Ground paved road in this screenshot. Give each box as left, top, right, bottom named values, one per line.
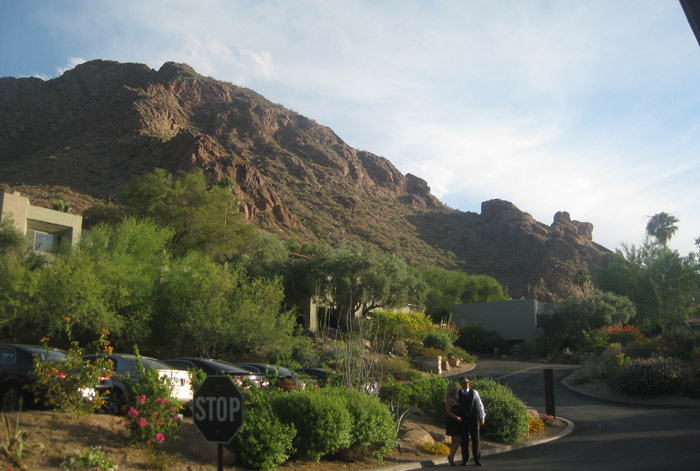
left=447, top=359, right=700, bottom=470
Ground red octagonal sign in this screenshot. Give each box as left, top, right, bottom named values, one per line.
left=193, top=375, right=244, bottom=444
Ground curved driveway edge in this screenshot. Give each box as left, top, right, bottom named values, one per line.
left=369, top=418, right=574, bottom=471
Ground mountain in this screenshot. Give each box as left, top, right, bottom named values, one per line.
left=0, top=59, right=611, bottom=301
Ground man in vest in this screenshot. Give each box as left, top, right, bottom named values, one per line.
left=457, top=376, right=486, bottom=466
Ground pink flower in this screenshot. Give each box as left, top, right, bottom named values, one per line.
left=154, top=432, right=165, bottom=443
left=138, top=395, right=147, bottom=405
left=127, top=407, right=139, bottom=418
left=139, top=417, right=148, bottom=428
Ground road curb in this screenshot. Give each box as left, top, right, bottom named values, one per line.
left=369, top=417, right=575, bottom=471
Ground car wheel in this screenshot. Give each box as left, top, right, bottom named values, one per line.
left=104, top=388, right=127, bottom=415
left=0, top=385, right=22, bottom=412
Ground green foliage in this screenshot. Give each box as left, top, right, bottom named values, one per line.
left=379, top=376, right=447, bottom=422
left=471, top=378, right=529, bottom=444
left=122, top=352, right=181, bottom=447
left=270, top=389, right=352, bottom=461
left=421, top=267, right=508, bottom=322
left=61, top=446, right=117, bottom=471
left=120, top=168, right=254, bottom=261
left=613, top=357, right=682, bottom=396
left=30, top=324, right=113, bottom=415
left=231, top=391, right=296, bottom=471
left=1, top=410, right=44, bottom=470
left=366, top=310, right=433, bottom=353
left=597, top=242, right=699, bottom=333
left=304, top=243, right=426, bottom=321
left=153, top=254, right=296, bottom=357
left=646, top=212, right=679, bottom=246
left=538, top=291, right=637, bottom=353
left=680, top=362, right=700, bottom=399
left=326, top=388, right=395, bottom=458
left=603, top=353, right=630, bottom=383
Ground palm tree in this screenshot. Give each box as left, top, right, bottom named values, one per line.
left=645, top=212, right=679, bottom=246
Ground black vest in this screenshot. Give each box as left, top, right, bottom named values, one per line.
left=458, top=389, right=476, bottom=419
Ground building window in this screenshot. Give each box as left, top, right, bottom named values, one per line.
left=27, top=230, right=62, bottom=253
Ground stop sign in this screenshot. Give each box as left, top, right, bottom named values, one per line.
left=193, top=375, right=244, bottom=444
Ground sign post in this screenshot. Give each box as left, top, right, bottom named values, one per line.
left=193, top=375, right=245, bottom=471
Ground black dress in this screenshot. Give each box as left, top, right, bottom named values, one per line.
left=445, top=401, right=461, bottom=436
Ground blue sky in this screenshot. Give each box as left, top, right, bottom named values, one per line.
left=2, top=0, right=699, bottom=255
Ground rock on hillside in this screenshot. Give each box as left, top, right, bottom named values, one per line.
left=0, top=60, right=611, bottom=301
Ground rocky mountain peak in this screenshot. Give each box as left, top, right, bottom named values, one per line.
left=0, top=59, right=612, bottom=301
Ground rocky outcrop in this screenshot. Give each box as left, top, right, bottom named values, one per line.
left=0, top=60, right=612, bottom=301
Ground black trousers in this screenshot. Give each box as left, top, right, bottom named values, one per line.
left=459, top=419, right=480, bottom=463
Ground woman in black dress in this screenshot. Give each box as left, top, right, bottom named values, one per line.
left=445, top=382, right=462, bottom=466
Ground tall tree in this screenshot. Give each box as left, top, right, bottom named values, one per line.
left=646, top=212, right=679, bottom=246
left=120, top=168, right=254, bottom=261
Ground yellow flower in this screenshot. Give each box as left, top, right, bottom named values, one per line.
left=63, top=316, right=71, bottom=323
left=40, top=337, right=50, bottom=344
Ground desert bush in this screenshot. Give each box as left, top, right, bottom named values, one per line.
left=231, top=390, right=296, bottom=471
left=327, top=388, right=395, bottom=459
left=658, top=327, right=700, bottom=360
left=450, top=346, right=477, bottom=363
left=378, top=376, right=447, bottom=421
left=379, top=358, right=422, bottom=381
left=581, top=328, right=609, bottom=353
left=613, top=357, right=682, bottom=396
left=270, top=389, right=352, bottom=461
left=471, top=378, right=529, bottom=444
left=625, top=336, right=663, bottom=359
left=607, top=324, right=644, bottom=346
left=603, top=352, right=630, bottom=383
left=61, top=446, right=117, bottom=471
left=680, top=362, right=700, bottom=399
left=31, top=323, right=113, bottom=416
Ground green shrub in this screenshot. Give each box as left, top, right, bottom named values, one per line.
left=379, top=358, right=422, bottom=381
left=231, top=391, right=296, bottom=471
left=613, top=357, right=682, bottom=395
left=450, top=346, right=477, bottom=363
left=327, top=388, right=395, bottom=459
left=404, top=376, right=448, bottom=421
left=680, top=362, right=700, bottom=399
left=378, top=376, right=411, bottom=407
left=270, top=389, right=352, bottom=461
left=61, top=446, right=117, bottom=471
left=471, top=378, right=529, bottom=444
left=423, top=330, right=453, bottom=354
left=603, top=353, right=630, bottom=383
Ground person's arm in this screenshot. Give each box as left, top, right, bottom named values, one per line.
left=474, top=390, right=486, bottom=424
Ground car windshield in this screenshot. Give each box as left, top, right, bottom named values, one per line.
left=130, top=357, right=174, bottom=370
left=23, top=346, right=66, bottom=362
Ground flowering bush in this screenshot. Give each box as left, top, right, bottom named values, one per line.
left=420, top=442, right=449, bottom=455
left=122, top=394, right=181, bottom=447
left=613, top=357, right=682, bottom=396
left=61, top=446, right=117, bottom=471
left=31, top=321, right=113, bottom=415
left=528, top=417, right=544, bottom=435
left=539, top=414, right=556, bottom=426
left=606, top=325, right=644, bottom=346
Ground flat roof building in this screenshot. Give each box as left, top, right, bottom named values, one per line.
left=0, top=191, right=82, bottom=252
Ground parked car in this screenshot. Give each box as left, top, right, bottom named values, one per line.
left=162, top=358, right=263, bottom=387
left=296, top=367, right=338, bottom=386
left=83, top=353, right=192, bottom=415
left=235, top=363, right=301, bottom=389
left=0, top=344, right=109, bottom=411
